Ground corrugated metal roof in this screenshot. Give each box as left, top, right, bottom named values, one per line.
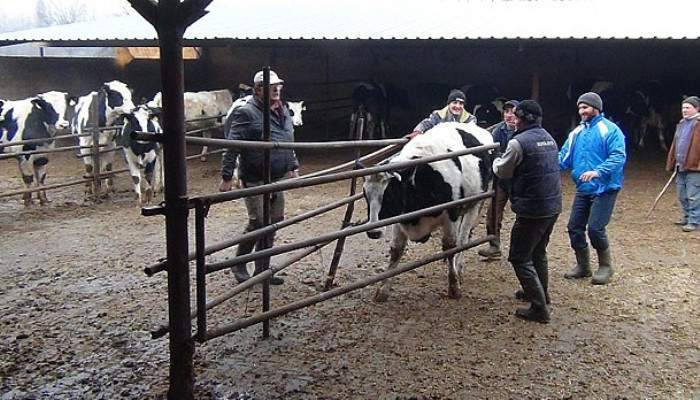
left=1, top=0, right=699, bottom=44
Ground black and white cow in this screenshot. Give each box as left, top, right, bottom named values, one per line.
left=72, top=80, right=136, bottom=197
left=117, top=105, right=163, bottom=205
left=0, top=91, right=74, bottom=205
left=363, top=121, right=494, bottom=302
left=147, top=89, right=233, bottom=161
left=461, top=84, right=503, bottom=128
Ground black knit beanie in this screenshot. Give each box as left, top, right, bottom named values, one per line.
left=447, top=89, right=466, bottom=103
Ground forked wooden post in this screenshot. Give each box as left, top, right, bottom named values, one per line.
left=127, top=1, right=212, bottom=399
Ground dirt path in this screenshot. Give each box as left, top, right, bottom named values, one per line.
left=0, top=150, right=698, bottom=399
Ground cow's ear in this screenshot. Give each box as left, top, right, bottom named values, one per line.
left=68, top=95, right=78, bottom=107
left=391, top=171, right=402, bottom=182
left=101, top=84, right=110, bottom=94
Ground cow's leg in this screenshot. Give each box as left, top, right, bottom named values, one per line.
left=83, top=163, right=95, bottom=199
left=104, top=162, right=114, bottom=196
left=153, top=147, right=164, bottom=195
left=33, top=156, right=50, bottom=205
left=123, top=150, right=143, bottom=204
left=18, top=158, right=34, bottom=206
left=366, top=114, right=375, bottom=140
left=200, top=131, right=211, bottom=162
left=374, top=225, right=407, bottom=303
left=348, top=112, right=357, bottom=140
left=441, top=220, right=461, bottom=299
left=144, top=158, right=158, bottom=205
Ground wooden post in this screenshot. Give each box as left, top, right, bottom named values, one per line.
left=531, top=70, right=541, bottom=102
left=89, top=93, right=101, bottom=199
left=128, top=1, right=212, bottom=399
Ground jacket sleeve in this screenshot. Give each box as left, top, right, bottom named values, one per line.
left=594, top=126, right=627, bottom=181
left=559, top=133, right=574, bottom=171
left=221, top=108, right=251, bottom=180
left=414, top=111, right=440, bottom=133
left=492, top=139, right=523, bottom=179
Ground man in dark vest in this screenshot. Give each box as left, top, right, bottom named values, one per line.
left=492, top=100, right=562, bottom=323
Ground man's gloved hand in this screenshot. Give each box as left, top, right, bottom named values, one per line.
left=404, top=130, right=422, bottom=140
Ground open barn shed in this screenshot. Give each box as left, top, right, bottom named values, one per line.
left=2, top=0, right=700, bottom=147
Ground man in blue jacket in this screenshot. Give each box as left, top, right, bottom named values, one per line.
left=559, top=92, right=627, bottom=285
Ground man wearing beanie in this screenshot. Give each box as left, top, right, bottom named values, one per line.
left=559, top=91, right=627, bottom=285
left=409, top=89, right=476, bottom=136
left=492, top=99, right=562, bottom=323
left=665, top=96, right=700, bottom=232
left=479, top=99, right=519, bottom=260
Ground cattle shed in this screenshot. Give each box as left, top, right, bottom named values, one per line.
left=1, top=0, right=700, bottom=143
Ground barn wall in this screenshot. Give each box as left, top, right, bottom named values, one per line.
left=2, top=40, right=700, bottom=144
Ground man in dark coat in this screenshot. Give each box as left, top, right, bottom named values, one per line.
left=492, top=100, right=562, bottom=323
left=219, top=70, right=300, bottom=285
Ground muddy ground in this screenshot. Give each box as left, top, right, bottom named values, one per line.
left=0, top=148, right=698, bottom=400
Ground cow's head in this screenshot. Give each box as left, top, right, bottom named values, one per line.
left=30, top=97, right=68, bottom=132
left=286, top=100, right=306, bottom=127
left=36, top=91, right=73, bottom=131
left=363, top=162, right=404, bottom=239
left=101, top=80, right=135, bottom=120
left=119, top=105, right=161, bottom=147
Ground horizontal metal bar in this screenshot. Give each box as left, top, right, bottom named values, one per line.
left=152, top=240, right=334, bottom=339
left=194, top=143, right=497, bottom=206
left=302, top=144, right=400, bottom=179
left=144, top=192, right=363, bottom=276
left=0, top=177, right=91, bottom=198
left=204, top=234, right=495, bottom=340
left=184, top=149, right=225, bottom=161
left=207, top=190, right=493, bottom=274
left=75, top=146, right=124, bottom=158
left=186, top=136, right=407, bottom=150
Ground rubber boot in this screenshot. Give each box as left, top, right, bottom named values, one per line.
left=515, top=257, right=550, bottom=304
left=231, top=239, right=255, bottom=283
left=592, top=247, right=614, bottom=285
left=513, top=262, right=550, bottom=323
left=564, top=247, right=591, bottom=279
left=253, top=237, right=284, bottom=286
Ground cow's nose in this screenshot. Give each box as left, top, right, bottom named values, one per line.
left=366, top=230, right=383, bottom=240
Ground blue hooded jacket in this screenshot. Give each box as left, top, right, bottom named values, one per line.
left=559, top=114, right=626, bottom=195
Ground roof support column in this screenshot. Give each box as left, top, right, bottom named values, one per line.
left=128, top=1, right=211, bottom=399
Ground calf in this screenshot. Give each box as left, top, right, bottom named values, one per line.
left=363, top=122, right=493, bottom=301
left=117, top=106, right=163, bottom=205
left=0, top=92, right=74, bottom=205
left=72, top=80, right=136, bottom=198
left=147, top=89, right=233, bottom=161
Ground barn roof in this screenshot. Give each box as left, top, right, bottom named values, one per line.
left=1, top=0, right=699, bottom=46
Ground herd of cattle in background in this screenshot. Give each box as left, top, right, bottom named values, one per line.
left=0, top=76, right=688, bottom=207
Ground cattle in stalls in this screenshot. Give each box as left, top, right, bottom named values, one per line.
left=117, top=106, right=163, bottom=205
left=461, top=84, right=503, bottom=128
left=363, top=121, right=494, bottom=302
left=222, top=95, right=306, bottom=187
left=350, top=82, right=411, bottom=140
left=624, top=81, right=676, bottom=151
left=147, top=89, right=233, bottom=161
left=0, top=91, right=75, bottom=206
left=72, top=80, right=136, bottom=198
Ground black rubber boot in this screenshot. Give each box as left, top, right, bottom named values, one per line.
left=231, top=239, right=255, bottom=283
left=253, top=236, right=284, bottom=286
left=478, top=243, right=502, bottom=259
left=564, top=247, right=591, bottom=279
left=515, top=257, right=550, bottom=304
left=513, top=262, right=550, bottom=323
left=592, top=247, right=613, bottom=285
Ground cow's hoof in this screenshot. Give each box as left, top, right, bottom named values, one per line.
left=448, top=286, right=462, bottom=299
left=373, top=288, right=389, bottom=303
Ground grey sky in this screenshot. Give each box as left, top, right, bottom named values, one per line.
left=0, top=0, right=134, bottom=33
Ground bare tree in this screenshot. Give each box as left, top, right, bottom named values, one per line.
left=35, top=0, right=134, bottom=27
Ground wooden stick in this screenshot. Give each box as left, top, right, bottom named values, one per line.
left=646, top=169, right=677, bottom=219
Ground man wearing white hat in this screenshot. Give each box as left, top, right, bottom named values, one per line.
left=219, top=69, right=299, bottom=285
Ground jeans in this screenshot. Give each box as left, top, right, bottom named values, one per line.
left=676, top=171, right=700, bottom=225
left=567, top=190, right=619, bottom=251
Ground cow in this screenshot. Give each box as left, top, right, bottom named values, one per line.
left=363, top=121, right=494, bottom=302
left=461, top=84, right=503, bottom=128
left=72, top=80, right=136, bottom=198
left=222, top=95, right=306, bottom=187
left=0, top=91, right=74, bottom=206
left=350, top=82, right=411, bottom=140
left=147, top=89, right=233, bottom=162
left=116, top=105, right=163, bottom=205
